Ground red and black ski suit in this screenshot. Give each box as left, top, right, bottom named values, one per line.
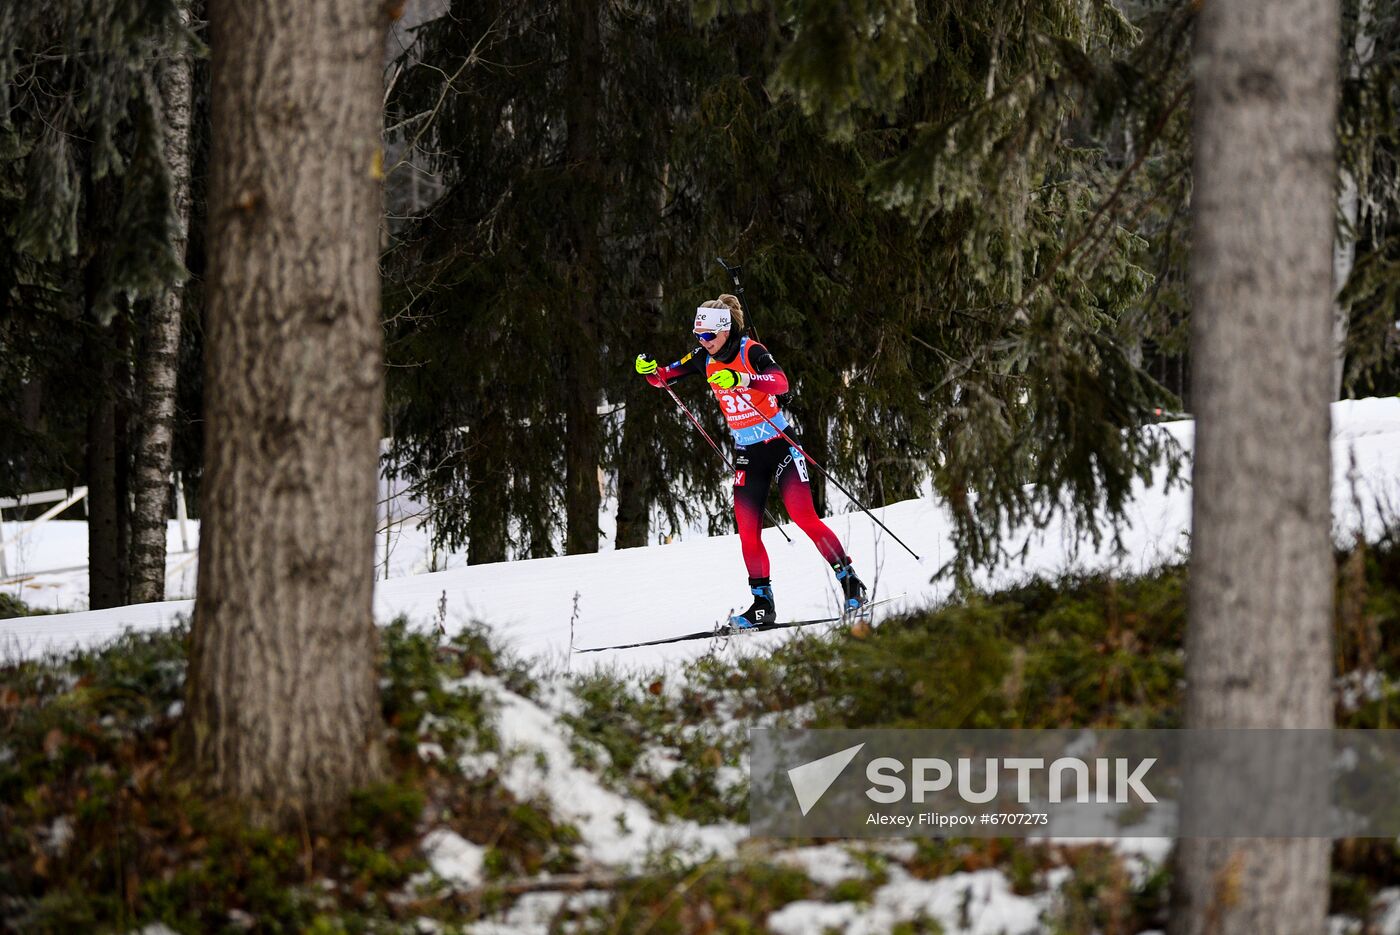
left=646, top=332, right=849, bottom=585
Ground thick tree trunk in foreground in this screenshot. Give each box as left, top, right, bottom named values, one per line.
left=184, top=0, right=386, bottom=828
left=1172, top=0, right=1338, bottom=932
left=130, top=0, right=195, bottom=604
left=562, top=0, right=603, bottom=555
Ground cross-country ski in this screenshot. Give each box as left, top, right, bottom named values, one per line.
left=576, top=595, right=905, bottom=653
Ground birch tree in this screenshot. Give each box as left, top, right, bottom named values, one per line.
left=130, top=0, right=196, bottom=604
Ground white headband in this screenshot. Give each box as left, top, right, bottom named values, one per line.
left=693, top=305, right=732, bottom=334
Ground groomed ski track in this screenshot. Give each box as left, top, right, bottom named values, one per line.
left=4, top=399, right=1400, bottom=673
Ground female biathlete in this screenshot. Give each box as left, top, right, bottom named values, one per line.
left=635, top=294, right=868, bottom=628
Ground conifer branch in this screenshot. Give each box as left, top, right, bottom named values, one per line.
left=1015, top=80, right=1190, bottom=317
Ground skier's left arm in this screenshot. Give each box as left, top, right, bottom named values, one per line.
left=707, top=342, right=790, bottom=395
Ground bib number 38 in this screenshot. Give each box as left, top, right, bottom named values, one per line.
left=720, top=391, right=754, bottom=416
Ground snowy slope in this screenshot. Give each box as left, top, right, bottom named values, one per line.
left=4, top=398, right=1400, bottom=671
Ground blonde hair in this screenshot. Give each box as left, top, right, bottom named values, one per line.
left=701, top=294, right=745, bottom=331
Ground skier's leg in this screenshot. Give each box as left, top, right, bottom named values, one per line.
left=776, top=447, right=845, bottom=564
left=777, top=446, right=869, bottom=610
left=732, top=442, right=779, bottom=627
left=733, top=444, right=776, bottom=580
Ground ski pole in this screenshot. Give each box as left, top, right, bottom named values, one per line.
left=746, top=404, right=921, bottom=561
left=659, top=381, right=794, bottom=544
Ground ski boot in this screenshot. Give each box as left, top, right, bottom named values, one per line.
left=731, top=580, right=776, bottom=629
left=832, top=560, right=868, bottom=614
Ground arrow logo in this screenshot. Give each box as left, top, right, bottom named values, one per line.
left=787, top=743, right=865, bottom=816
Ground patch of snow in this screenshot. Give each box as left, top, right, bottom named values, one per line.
left=714, top=764, right=746, bottom=795
left=456, top=749, right=500, bottom=781
left=1114, top=836, right=1173, bottom=866
left=417, top=741, right=446, bottom=763
left=469, top=890, right=611, bottom=935
left=636, top=746, right=682, bottom=781
left=775, top=844, right=872, bottom=887
left=422, top=828, right=486, bottom=889
left=754, top=700, right=821, bottom=728
left=417, top=711, right=449, bottom=736
left=226, top=908, right=255, bottom=930
left=44, top=815, right=73, bottom=856
left=1374, top=887, right=1400, bottom=935
left=1337, top=670, right=1387, bottom=711
left=129, top=925, right=183, bottom=935
left=767, top=901, right=862, bottom=935
left=1043, top=802, right=1173, bottom=888
left=1330, top=916, right=1363, bottom=935
left=454, top=671, right=743, bottom=868
left=769, top=866, right=1045, bottom=935
left=1041, top=865, right=1073, bottom=893
left=536, top=679, right=582, bottom=717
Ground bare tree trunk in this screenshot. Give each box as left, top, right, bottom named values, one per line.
left=1172, top=0, right=1338, bottom=932
left=183, top=0, right=387, bottom=829
left=562, top=0, right=603, bottom=555
left=130, top=0, right=195, bottom=604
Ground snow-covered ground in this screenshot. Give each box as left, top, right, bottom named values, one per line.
left=4, top=399, right=1400, bottom=672
left=8, top=399, right=1400, bottom=934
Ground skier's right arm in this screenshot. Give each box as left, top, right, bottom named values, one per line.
left=635, top=350, right=703, bottom=388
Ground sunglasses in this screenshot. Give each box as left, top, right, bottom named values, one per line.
left=694, top=331, right=720, bottom=342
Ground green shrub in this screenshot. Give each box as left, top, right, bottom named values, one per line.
left=575, top=861, right=815, bottom=934
left=0, top=592, right=35, bottom=619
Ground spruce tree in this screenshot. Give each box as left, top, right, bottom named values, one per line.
left=0, top=0, right=195, bottom=603
left=727, top=0, right=1189, bottom=576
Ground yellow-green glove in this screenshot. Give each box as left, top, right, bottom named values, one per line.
left=707, top=368, right=749, bottom=390
left=635, top=354, right=658, bottom=375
